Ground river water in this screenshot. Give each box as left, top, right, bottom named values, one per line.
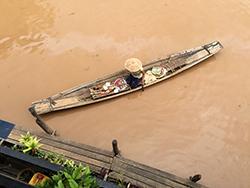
left=1, top=0, right=250, bottom=187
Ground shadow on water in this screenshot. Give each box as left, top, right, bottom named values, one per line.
left=0, top=0, right=55, bottom=59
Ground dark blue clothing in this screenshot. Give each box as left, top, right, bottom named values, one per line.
left=125, top=74, right=142, bottom=89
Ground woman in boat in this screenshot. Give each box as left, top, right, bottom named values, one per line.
left=124, top=58, right=145, bottom=90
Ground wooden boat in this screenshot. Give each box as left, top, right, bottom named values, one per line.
left=30, top=41, right=223, bottom=115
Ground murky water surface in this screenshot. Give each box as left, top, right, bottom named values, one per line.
left=1, top=0, right=250, bottom=187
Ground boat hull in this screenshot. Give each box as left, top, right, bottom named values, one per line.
left=30, top=41, right=223, bottom=115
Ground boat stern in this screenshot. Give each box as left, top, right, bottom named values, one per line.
left=29, top=100, right=52, bottom=116
left=204, top=41, right=223, bottom=54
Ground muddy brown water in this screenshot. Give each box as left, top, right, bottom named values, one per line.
left=1, top=0, right=250, bottom=187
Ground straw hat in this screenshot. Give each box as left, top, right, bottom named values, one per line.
left=124, top=58, right=143, bottom=73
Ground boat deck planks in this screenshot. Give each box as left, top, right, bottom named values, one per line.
left=6, top=127, right=208, bottom=188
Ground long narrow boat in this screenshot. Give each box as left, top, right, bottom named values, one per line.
left=30, top=41, right=223, bottom=115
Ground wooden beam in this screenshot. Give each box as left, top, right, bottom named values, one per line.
left=28, top=107, right=56, bottom=136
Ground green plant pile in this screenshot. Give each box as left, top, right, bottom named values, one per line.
left=17, top=132, right=71, bottom=166
left=36, top=164, right=98, bottom=188
left=18, top=132, right=43, bottom=155
left=15, top=132, right=99, bottom=188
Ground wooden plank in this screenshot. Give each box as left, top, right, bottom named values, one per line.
left=113, top=157, right=186, bottom=184
left=43, top=135, right=113, bottom=157
left=40, top=144, right=111, bottom=171
left=9, top=130, right=112, bottom=162
left=12, top=127, right=113, bottom=157
left=108, top=171, right=172, bottom=188
left=110, top=158, right=187, bottom=188
left=38, top=139, right=112, bottom=164
left=10, top=127, right=113, bottom=161
left=39, top=147, right=107, bottom=174
left=8, top=128, right=113, bottom=174
left=4, top=137, right=105, bottom=174
left=111, top=157, right=207, bottom=188
left=6, top=138, right=109, bottom=174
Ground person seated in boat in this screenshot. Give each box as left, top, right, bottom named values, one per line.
left=124, top=58, right=145, bottom=90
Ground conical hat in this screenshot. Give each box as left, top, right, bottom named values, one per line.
left=124, top=58, right=143, bottom=73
